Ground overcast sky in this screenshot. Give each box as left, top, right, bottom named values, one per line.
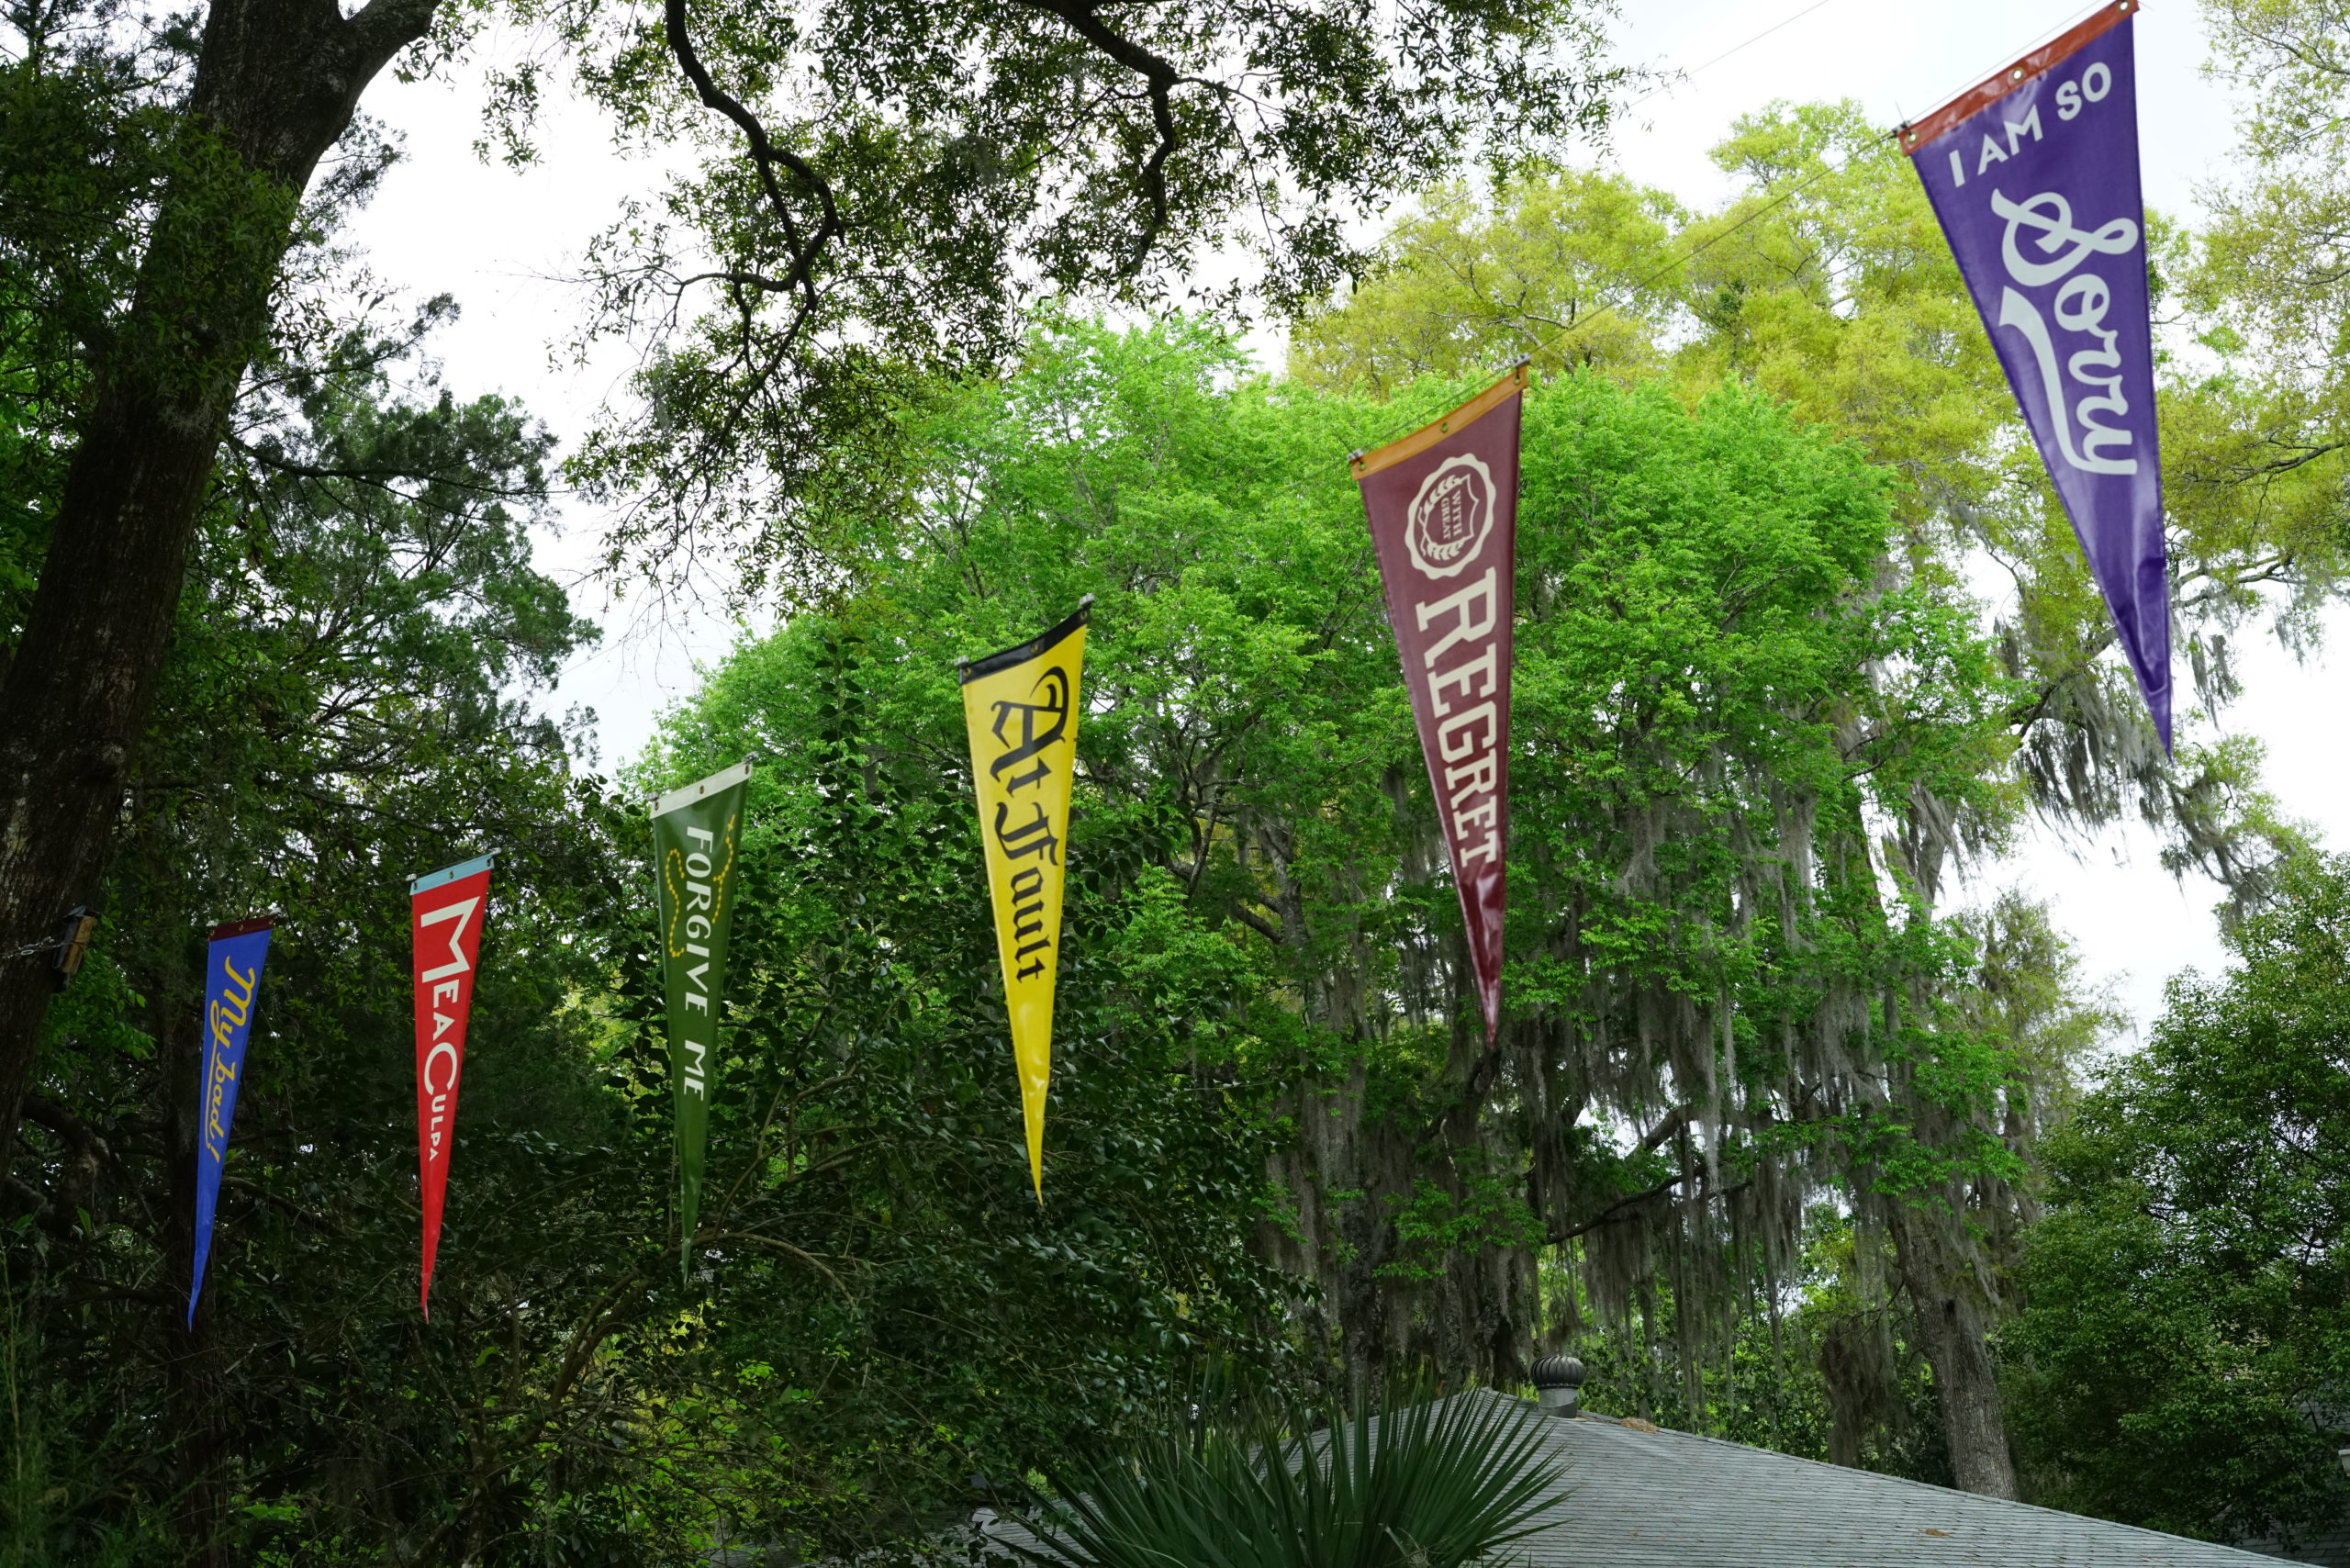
left=341, top=0, right=2345, bottom=1035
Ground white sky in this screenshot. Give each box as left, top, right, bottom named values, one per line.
left=341, top=0, right=2346, bottom=1036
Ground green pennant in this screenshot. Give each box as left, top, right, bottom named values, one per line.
left=650, top=758, right=750, bottom=1280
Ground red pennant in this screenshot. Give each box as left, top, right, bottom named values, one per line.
left=1351, top=365, right=1523, bottom=1044
left=410, top=855, right=491, bottom=1316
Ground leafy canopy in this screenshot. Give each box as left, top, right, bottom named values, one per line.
left=1292, top=99, right=2333, bottom=913
left=436, top=0, right=1630, bottom=597
left=2008, top=852, right=2350, bottom=1546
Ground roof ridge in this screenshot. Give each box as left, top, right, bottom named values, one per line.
left=1523, top=1396, right=2280, bottom=1562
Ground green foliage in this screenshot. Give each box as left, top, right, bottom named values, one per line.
left=0, top=4, right=187, bottom=644
left=1008, top=1389, right=1561, bottom=1568
left=1292, top=103, right=2007, bottom=523
left=2, top=274, right=2122, bottom=1556
left=1289, top=171, right=1688, bottom=388
left=6, top=293, right=648, bottom=1561
left=2006, top=853, right=2350, bottom=1546
left=669, top=310, right=2064, bottom=1462
left=2173, top=2, right=2350, bottom=819
left=16, top=0, right=2318, bottom=1545
left=449, top=0, right=1630, bottom=599
left=1291, top=101, right=2336, bottom=902
left=621, top=613, right=1299, bottom=1555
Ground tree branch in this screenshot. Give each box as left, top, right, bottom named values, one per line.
left=347, top=0, right=446, bottom=82
left=1227, top=902, right=1281, bottom=943
left=663, top=0, right=840, bottom=315
left=1553, top=1172, right=1752, bottom=1243
left=1014, top=0, right=1183, bottom=274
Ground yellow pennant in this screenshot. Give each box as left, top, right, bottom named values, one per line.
left=957, top=598, right=1090, bottom=1198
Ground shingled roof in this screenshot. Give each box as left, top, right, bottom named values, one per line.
left=977, top=1389, right=2300, bottom=1568
left=1505, top=1395, right=2288, bottom=1567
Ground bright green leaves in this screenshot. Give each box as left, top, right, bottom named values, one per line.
left=1291, top=95, right=2344, bottom=909
left=1289, top=171, right=1691, bottom=391
left=656, top=310, right=2059, bottom=1413
left=1510, top=372, right=2020, bottom=1072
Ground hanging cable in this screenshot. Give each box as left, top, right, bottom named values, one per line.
left=1622, top=0, right=1847, bottom=112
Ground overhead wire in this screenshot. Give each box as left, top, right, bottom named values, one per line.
left=1621, top=0, right=1846, bottom=112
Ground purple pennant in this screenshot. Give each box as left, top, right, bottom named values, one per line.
left=1904, top=3, right=2170, bottom=750
left=189, top=915, right=274, bottom=1326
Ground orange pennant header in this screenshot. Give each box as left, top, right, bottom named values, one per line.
left=1898, top=1, right=2139, bottom=154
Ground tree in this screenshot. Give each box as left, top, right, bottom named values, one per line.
left=2006, top=852, right=2350, bottom=1548
left=0, top=0, right=1631, bottom=1177
left=4, top=304, right=2125, bottom=1558
left=1287, top=170, right=1688, bottom=389
left=1281, top=96, right=2350, bottom=1491
left=1290, top=102, right=2330, bottom=911
left=6, top=308, right=1297, bottom=1562
left=2173, top=2, right=2350, bottom=845
left=2194, top=0, right=2350, bottom=492
left=0, top=0, right=449, bottom=1185
left=1, top=276, right=620, bottom=1551
left=699, top=310, right=2061, bottom=1495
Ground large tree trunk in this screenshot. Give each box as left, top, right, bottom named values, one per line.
left=1887, top=1202, right=2020, bottom=1499
left=0, top=0, right=442, bottom=1167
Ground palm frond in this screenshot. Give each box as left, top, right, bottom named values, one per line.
left=1004, top=1386, right=1566, bottom=1568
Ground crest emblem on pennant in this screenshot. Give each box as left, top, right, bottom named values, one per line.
left=1405, top=453, right=1495, bottom=579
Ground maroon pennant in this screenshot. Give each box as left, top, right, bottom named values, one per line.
left=1351, top=363, right=1524, bottom=1043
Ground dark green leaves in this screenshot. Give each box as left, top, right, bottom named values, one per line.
left=1012, top=1390, right=1563, bottom=1568
left=500, top=0, right=1628, bottom=599
left=2007, top=852, right=2350, bottom=1545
